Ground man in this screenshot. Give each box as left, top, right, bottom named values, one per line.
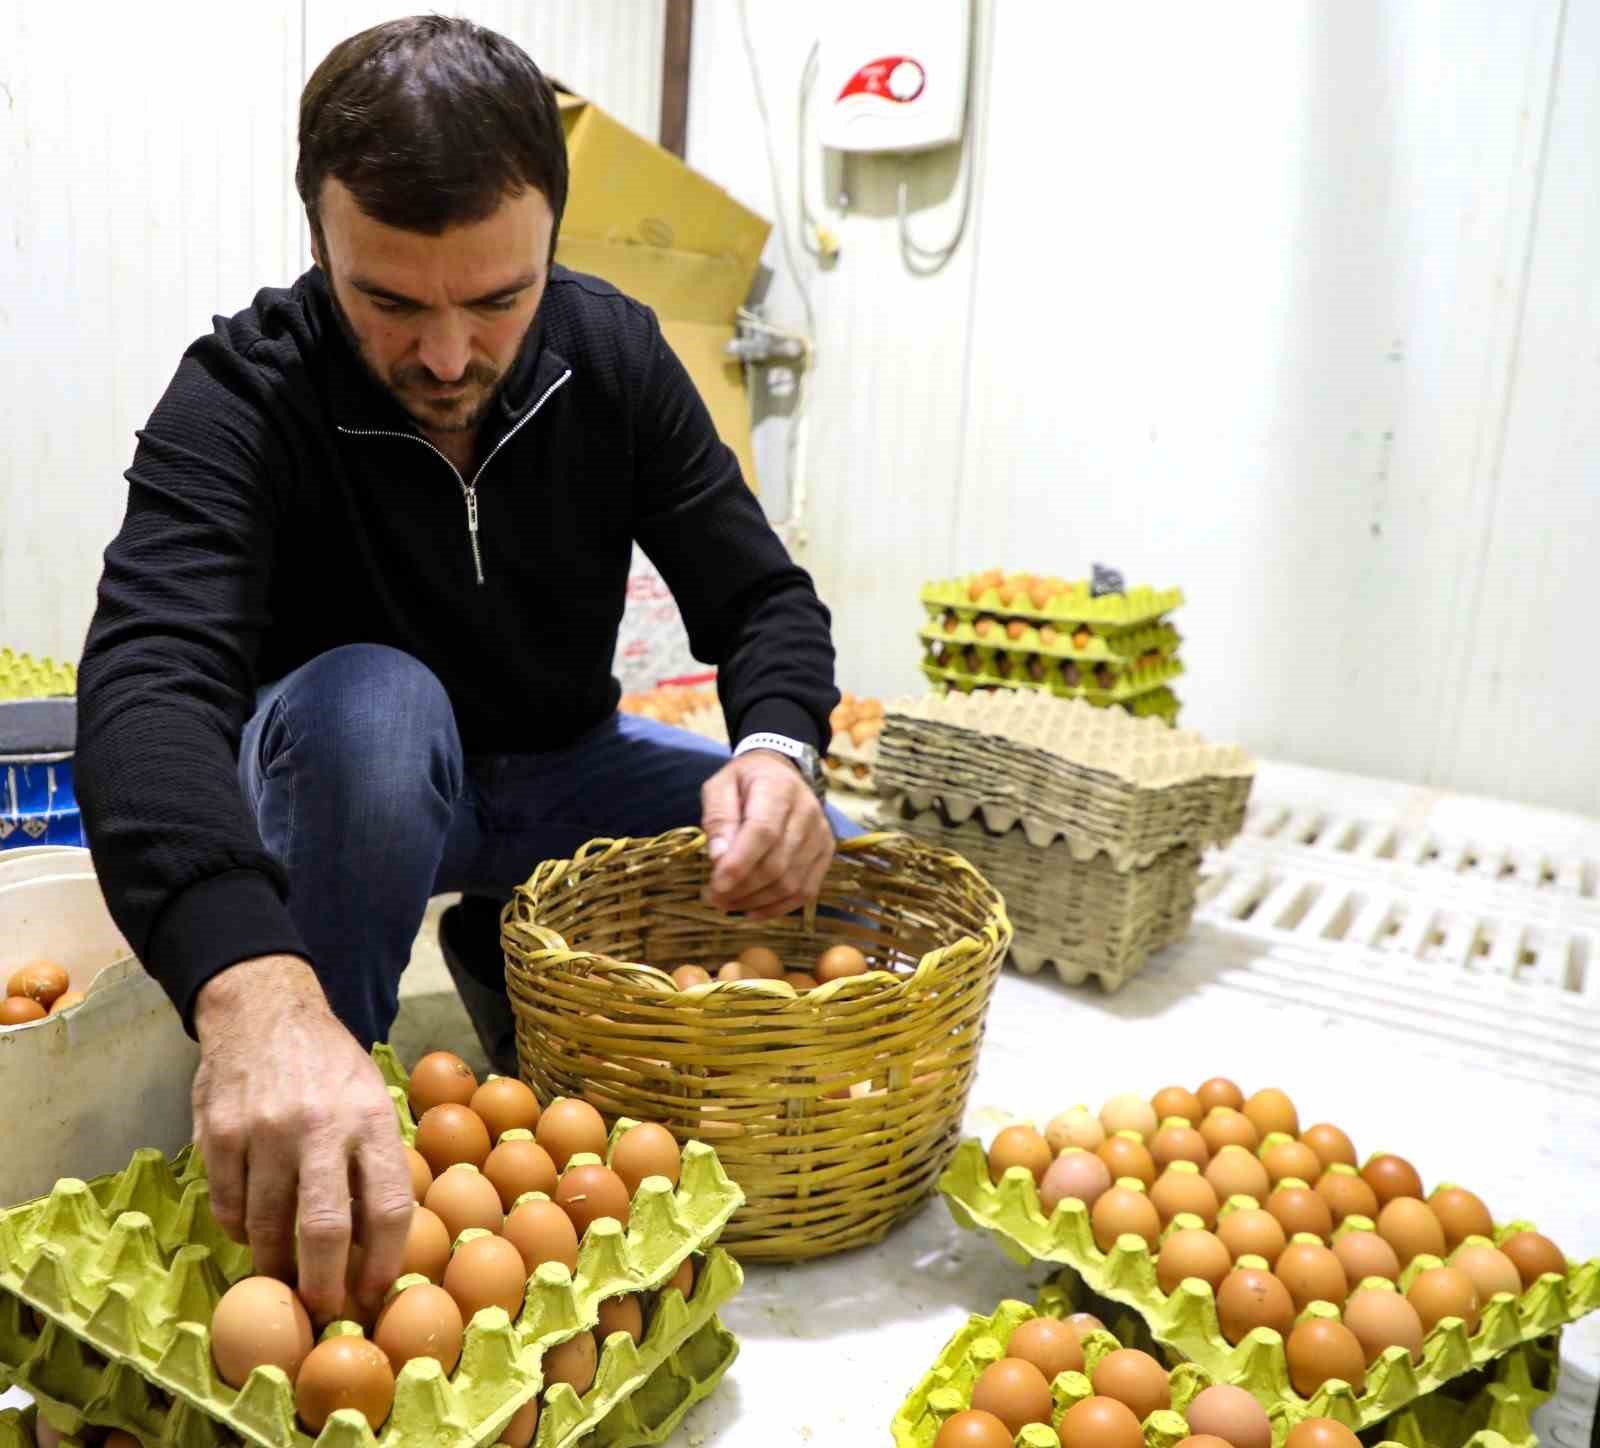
left=76, top=17, right=848, bottom=1326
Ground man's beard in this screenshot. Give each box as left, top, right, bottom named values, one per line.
left=327, top=282, right=525, bottom=436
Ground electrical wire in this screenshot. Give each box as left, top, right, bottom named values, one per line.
left=897, top=1, right=981, bottom=274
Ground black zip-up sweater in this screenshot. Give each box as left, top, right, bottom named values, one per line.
left=76, top=264, right=838, bottom=1028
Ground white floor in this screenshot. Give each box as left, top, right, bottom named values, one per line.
left=6, top=762, right=1599, bottom=1445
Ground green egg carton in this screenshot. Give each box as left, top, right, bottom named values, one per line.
left=920, top=578, right=1184, bottom=628
left=890, top=1287, right=1552, bottom=1448
left=918, top=620, right=1181, bottom=666
left=938, top=1137, right=1599, bottom=1438
left=918, top=657, right=1185, bottom=709
left=0, top=650, right=77, bottom=704
left=580, top=1313, right=738, bottom=1447
left=0, top=1403, right=93, bottom=1448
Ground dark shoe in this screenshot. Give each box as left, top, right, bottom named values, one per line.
left=438, top=897, right=519, bottom=1078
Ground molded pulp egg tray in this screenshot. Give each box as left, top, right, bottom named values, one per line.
left=891, top=1278, right=1556, bottom=1448
left=919, top=578, right=1184, bottom=631
left=938, top=1137, right=1598, bottom=1439
left=0, top=1044, right=744, bottom=1448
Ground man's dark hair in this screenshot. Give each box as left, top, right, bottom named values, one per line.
left=297, top=16, right=568, bottom=249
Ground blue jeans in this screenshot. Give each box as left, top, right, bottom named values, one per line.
left=239, top=643, right=858, bottom=1046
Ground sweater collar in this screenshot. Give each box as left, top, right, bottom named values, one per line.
left=310, top=265, right=570, bottom=436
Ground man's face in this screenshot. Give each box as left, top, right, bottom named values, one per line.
left=312, top=179, right=554, bottom=439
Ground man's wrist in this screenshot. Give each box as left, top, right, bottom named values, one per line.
left=194, top=954, right=323, bottom=1040
left=734, top=733, right=825, bottom=797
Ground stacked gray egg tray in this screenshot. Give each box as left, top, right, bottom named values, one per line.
left=870, top=693, right=1254, bottom=990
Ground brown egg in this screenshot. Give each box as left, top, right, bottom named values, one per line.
left=1218, top=1208, right=1289, bottom=1266
left=536, top=1098, right=609, bottom=1171
left=1157, top=1228, right=1232, bottom=1295
left=1150, top=1167, right=1220, bottom=1228
left=1276, top=1242, right=1350, bottom=1311
left=1096, top=1134, right=1157, bottom=1188
left=1452, top=1244, right=1524, bottom=1301
left=1499, top=1231, right=1567, bottom=1288
left=294, top=1334, right=395, bottom=1431
left=970, top=1357, right=1053, bottom=1435
left=1184, top=1383, right=1272, bottom=1448
left=785, top=972, right=819, bottom=990
left=100, top=1435, right=138, bottom=1448
left=1091, top=1187, right=1161, bottom=1252
left=424, top=1165, right=503, bottom=1241
left=611, top=1122, right=682, bottom=1196
left=934, top=1410, right=1013, bottom=1448
left=1099, top=1094, right=1158, bottom=1139
left=483, top=1137, right=559, bottom=1212
left=671, top=965, right=712, bottom=989
left=499, top=1396, right=539, bottom=1448
left=1197, top=1078, right=1245, bottom=1113
left=1316, top=1167, right=1378, bottom=1226
left=1046, top=1106, right=1107, bottom=1154
left=1284, top=1421, right=1361, bottom=1448
left=1206, top=1146, right=1271, bottom=1204
left=415, top=1104, right=492, bottom=1176
left=666, top=1256, right=696, bottom=1298
left=408, top=1051, right=479, bottom=1116
left=1342, top=1287, right=1424, bottom=1363
left=988, top=1124, right=1053, bottom=1185
left=1152, top=1086, right=1204, bottom=1125
left=1007, top=1317, right=1084, bottom=1381
left=1217, top=1267, right=1296, bottom=1344
left=1092, top=1347, right=1171, bottom=1421
left=469, top=1078, right=542, bottom=1143
left=210, top=1277, right=314, bottom=1388
left=400, top=1205, right=453, bottom=1283
left=48, top=990, right=85, bottom=1015
left=815, top=945, right=868, bottom=982
left=1428, top=1188, right=1494, bottom=1251
left=6, top=962, right=69, bottom=1009
left=503, top=1200, right=579, bottom=1275
left=1376, top=1198, right=1446, bottom=1267
left=1407, top=1266, right=1481, bottom=1335
left=1361, top=1154, right=1424, bottom=1206
left=374, top=1283, right=463, bottom=1376
left=1300, top=1124, right=1358, bottom=1170
left=555, top=1164, right=631, bottom=1237
left=1150, top=1123, right=1210, bottom=1171
left=597, top=1293, right=643, bottom=1344
left=1286, top=1318, right=1366, bottom=1398
left=0, top=997, right=47, bottom=1025
left=443, top=1233, right=527, bottom=1322
left=1200, top=1108, right=1260, bottom=1156
left=1332, top=1229, right=1401, bottom=1287
left=1064, top=1312, right=1106, bottom=1343
left=1040, top=1149, right=1113, bottom=1215
left=1263, top=1141, right=1325, bottom=1188
left=1179, top=1438, right=1238, bottom=1448
left=1268, top=1186, right=1333, bottom=1242
left=1242, top=1088, right=1299, bottom=1139
left=1056, top=1395, right=1144, bottom=1448
left=716, top=961, right=754, bottom=981
left=543, top=1330, right=598, bottom=1396
left=404, top=1147, right=434, bottom=1203
left=733, top=946, right=781, bottom=978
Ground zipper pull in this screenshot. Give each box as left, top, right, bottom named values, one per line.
left=464, top=489, right=485, bottom=586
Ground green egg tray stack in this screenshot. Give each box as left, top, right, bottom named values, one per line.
left=938, top=1136, right=1600, bottom=1439
left=920, top=578, right=1184, bottom=631
left=891, top=1281, right=1557, bottom=1448
left=918, top=651, right=1185, bottom=712
left=0, top=1045, right=744, bottom=1448
left=918, top=620, right=1181, bottom=666
left=0, top=650, right=76, bottom=703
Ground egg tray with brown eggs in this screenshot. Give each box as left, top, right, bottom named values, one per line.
left=918, top=618, right=1182, bottom=670
left=920, top=575, right=1185, bottom=631
left=890, top=1285, right=1553, bottom=1448
left=0, top=1053, right=743, bottom=1448
left=917, top=653, right=1185, bottom=709
left=936, top=1084, right=1598, bottom=1440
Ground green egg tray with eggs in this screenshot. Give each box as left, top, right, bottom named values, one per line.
left=917, top=651, right=1185, bottom=708
left=938, top=1135, right=1600, bottom=1438
left=581, top=1313, right=738, bottom=1448
left=0, top=1051, right=744, bottom=1448
left=919, top=579, right=1185, bottom=630
left=0, top=650, right=77, bottom=703
left=917, top=619, right=1182, bottom=666
left=890, top=1282, right=1554, bottom=1448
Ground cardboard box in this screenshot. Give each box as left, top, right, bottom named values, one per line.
left=556, top=90, right=771, bottom=493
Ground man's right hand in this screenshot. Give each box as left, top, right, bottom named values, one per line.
left=192, top=955, right=415, bottom=1324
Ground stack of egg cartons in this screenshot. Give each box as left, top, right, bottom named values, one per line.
left=918, top=572, right=1184, bottom=725
left=874, top=691, right=1253, bottom=990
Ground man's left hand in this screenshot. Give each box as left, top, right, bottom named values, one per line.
left=700, top=750, right=834, bottom=919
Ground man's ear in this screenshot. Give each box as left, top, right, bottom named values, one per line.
left=308, top=217, right=324, bottom=270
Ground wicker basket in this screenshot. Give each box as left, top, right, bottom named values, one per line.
left=501, top=828, right=1011, bottom=1261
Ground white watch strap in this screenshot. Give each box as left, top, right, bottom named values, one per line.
left=734, top=732, right=808, bottom=763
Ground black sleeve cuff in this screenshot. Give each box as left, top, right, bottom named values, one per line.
left=733, top=696, right=826, bottom=755
left=148, top=868, right=313, bottom=1037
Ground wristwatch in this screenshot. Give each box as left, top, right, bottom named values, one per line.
left=735, top=732, right=827, bottom=799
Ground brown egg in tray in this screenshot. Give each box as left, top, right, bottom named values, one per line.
left=937, top=1082, right=1597, bottom=1440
